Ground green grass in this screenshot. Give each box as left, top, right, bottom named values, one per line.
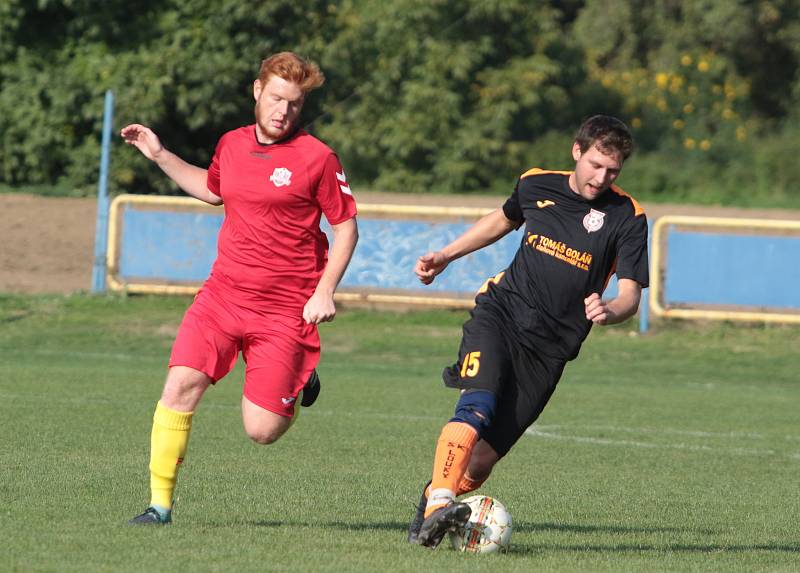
left=1, top=293, right=798, bottom=572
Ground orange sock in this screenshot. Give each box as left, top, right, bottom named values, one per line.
left=457, top=473, right=486, bottom=496
left=424, top=422, right=478, bottom=517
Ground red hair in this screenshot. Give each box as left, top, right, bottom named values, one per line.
left=257, top=52, right=325, bottom=93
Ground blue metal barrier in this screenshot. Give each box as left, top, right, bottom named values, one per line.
left=650, top=216, right=800, bottom=324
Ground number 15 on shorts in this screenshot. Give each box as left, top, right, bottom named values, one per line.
left=460, top=351, right=481, bottom=378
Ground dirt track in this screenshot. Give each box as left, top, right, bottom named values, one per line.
left=1, top=192, right=797, bottom=294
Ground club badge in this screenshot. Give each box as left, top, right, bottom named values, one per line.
left=583, top=208, right=605, bottom=233
left=269, top=167, right=292, bottom=187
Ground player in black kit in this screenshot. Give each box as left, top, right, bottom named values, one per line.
left=408, top=115, right=650, bottom=548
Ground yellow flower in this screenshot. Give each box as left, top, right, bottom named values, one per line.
left=684, top=138, right=696, bottom=149
left=655, top=72, right=669, bottom=89
left=698, top=60, right=710, bottom=72
left=601, top=76, right=613, bottom=88
left=681, top=54, right=693, bottom=66
left=683, top=103, right=695, bottom=114
left=722, top=108, right=735, bottom=120
left=736, top=126, right=747, bottom=141
left=672, top=119, right=685, bottom=130
left=631, top=117, right=642, bottom=128
left=700, top=139, right=711, bottom=151
left=657, top=99, right=668, bottom=112
left=712, top=85, right=722, bottom=95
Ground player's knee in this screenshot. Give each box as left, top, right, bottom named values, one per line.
left=246, top=428, right=283, bottom=445
left=244, top=416, right=292, bottom=445
left=162, top=366, right=211, bottom=410
left=450, top=390, right=496, bottom=437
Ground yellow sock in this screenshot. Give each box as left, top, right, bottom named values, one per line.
left=425, top=422, right=478, bottom=517
left=149, top=401, right=193, bottom=509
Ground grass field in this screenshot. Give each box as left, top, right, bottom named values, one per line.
left=1, top=293, right=798, bottom=572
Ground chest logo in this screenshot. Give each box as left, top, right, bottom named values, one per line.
left=583, top=208, right=606, bottom=233
left=537, top=200, right=555, bottom=209
left=269, top=167, right=292, bottom=187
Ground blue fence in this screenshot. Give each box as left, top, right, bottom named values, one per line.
left=109, top=198, right=800, bottom=328
left=650, top=216, right=800, bottom=324
left=111, top=197, right=623, bottom=300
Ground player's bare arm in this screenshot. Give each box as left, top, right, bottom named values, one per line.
left=584, top=278, right=642, bottom=325
left=120, top=124, right=222, bottom=206
left=302, top=217, right=359, bottom=325
left=415, top=209, right=517, bottom=285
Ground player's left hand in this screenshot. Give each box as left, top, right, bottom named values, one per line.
left=303, top=291, right=336, bottom=324
left=584, top=292, right=614, bottom=325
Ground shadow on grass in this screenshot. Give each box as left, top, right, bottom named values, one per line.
left=245, top=520, right=798, bottom=554
left=517, top=521, right=715, bottom=535
left=512, top=522, right=799, bottom=553
left=250, top=520, right=407, bottom=532
left=508, top=542, right=800, bottom=555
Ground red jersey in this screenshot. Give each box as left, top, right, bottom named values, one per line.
left=205, top=126, right=357, bottom=313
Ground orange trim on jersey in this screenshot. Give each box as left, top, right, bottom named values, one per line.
left=609, top=184, right=645, bottom=217
left=476, top=271, right=505, bottom=296
left=520, top=167, right=573, bottom=179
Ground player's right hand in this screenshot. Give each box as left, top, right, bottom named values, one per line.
left=120, top=124, right=164, bottom=161
left=414, top=251, right=449, bottom=285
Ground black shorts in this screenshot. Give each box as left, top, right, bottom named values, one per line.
left=442, top=302, right=567, bottom=457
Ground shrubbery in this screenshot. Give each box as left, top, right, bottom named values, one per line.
left=1, top=0, right=798, bottom=207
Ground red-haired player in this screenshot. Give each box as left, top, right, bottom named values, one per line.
left=122, top=52, right=358, bottom=525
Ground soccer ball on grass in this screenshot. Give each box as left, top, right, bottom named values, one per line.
left=448, top=495, right=513, bottom=554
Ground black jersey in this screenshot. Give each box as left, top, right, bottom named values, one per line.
left=478, top=168, right=649, bottom=361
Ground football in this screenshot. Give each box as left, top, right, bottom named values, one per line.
left=448, top=495, right=513, bottom=554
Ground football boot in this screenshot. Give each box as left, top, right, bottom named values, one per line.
left=300, top=369, right=321, bottom=407
left=415, top=502, right=471, bottom=548
left=406, top=480, right=431, bottom=544
left=128, top=506, right=172, bottom=525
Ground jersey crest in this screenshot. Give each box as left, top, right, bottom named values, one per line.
left=269, top=167, right=292, bottom=187
left=583, top=208, right=606, bottom=233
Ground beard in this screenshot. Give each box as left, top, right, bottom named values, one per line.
left=254, top=101, right=299, bottom=144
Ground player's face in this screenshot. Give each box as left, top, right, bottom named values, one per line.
left=253, top=75, right=305, bottom=143
left=569, top=142, right=623, bottom=201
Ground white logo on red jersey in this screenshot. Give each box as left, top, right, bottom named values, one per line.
left=270, top=167, right=292, bottom=187
left=281, top=397, right=295, bottom=405
left=583, top=209, right=606, bottom=233
left=336, top=170, right=352, bottom=196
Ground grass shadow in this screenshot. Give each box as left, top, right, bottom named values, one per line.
left=517, top=521, right=716, bottom=536
left=509, top=542, right=800, bottom=555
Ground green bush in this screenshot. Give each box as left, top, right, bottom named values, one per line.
left=0, top=0, right=798, bottom=209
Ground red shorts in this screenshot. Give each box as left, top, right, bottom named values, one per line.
left=169, top=284, right=320, bottom=417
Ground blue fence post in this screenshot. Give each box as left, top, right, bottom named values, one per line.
left=639, top=218, right=653, bottom=334
left=91, top=90, right=114, bottom=293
